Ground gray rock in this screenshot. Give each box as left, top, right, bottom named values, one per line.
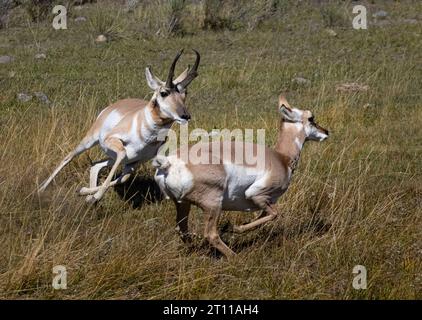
left=336, top=83, right=369, bottom=93
left=373, top=10, right=388, bottom=19
left=34, top=92, right=51, bottom=105
left=125, top=0, right=140, bottom=12
left=373, top=20, right=391, bottom=27
left=95, top=34, right=107, bottom=43
left=74, top=16, right=87, bottom=23
left=0, top=14, right=8, bottom=28
left=0, top=55, right=13, bottom=63
left=144, top=217, right=160, bottom=228
left=0, top=0, right=14, bottom=28
left=35, top=53, right=46, bottom=60
left=17, top=93, right=33, bottom=103
left=402, top=18, right=418, bottom=25
left=326, top=28, right=337, bottom=37
left=292, top=77, right=311, bottom=86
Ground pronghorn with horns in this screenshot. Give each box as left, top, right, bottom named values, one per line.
left=39, top=49, right=200, bottom=203
left=153, top=95, right=329, bottom=258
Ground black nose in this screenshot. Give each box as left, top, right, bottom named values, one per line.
left=181, top=114, right=191, bottom=120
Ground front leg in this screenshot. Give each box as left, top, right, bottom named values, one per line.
left=175, top=201, right=198, bottom=244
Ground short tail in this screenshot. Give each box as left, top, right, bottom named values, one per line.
left=152, top=155, right=171, bottom=170
left=153, top=155, right=171, bottom=200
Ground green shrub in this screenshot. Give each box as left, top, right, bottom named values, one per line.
left=320, top=3, right=349, bottom=28
left=203, top=0, right=284, bottom=31
left=89, top=6, right=127, bottom=40
left=21, top=0, right=54, bottom=22
left=167, top=0, right=186, bottom=35
left=203, top=0, right=229, bottom=30
left=135, top=0, right=188, bottom=38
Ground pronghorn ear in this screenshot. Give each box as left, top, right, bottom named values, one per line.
left=279, top=105, right=296, bottom=122
left=278, top=95, right=292, bottom=110
left=173, top=66, right=189, bottom=86
left=145, top=67, right=164, bottom=91
left=278, top=95, right=301, bottom=121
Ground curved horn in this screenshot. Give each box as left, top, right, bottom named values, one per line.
left=165, top=49, right=184, bottom=89
left=176, top=49, right=200, bottom=90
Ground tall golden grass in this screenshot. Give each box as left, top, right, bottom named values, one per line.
left=0, top=0, right=420, bottom=299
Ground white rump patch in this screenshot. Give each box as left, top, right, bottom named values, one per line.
left=156, top=156, right=194, bottom=201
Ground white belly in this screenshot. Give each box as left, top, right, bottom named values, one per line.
left=125, top=141, right=161, bottom=164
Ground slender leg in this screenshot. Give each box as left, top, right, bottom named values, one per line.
left=253, top=210, right=268, bottom=220
left=233, top=203, right=278, bottom=234
left=203, top=208, right=236, bottom=258
left=86, top=138, right=126, bottom=203
left=79, top=162, right=136, bottom=195
left=78, top=159, right=111, bottom=195
left=89, top=159, right=111, bottom=189
left=38, top=140, right=93, bottom=192
left=175, top=201, right=193, bottom=243
left=38, top=146, right=88, bottom=192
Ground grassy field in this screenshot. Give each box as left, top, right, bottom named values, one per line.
left=0, top=0, right=421, bottom=299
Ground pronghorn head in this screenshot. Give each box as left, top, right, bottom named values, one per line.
left=145, top=49, right=200, bottom=124
left=278, top=95, right=329, bottom=141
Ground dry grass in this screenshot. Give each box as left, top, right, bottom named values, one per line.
left=0, top=0, right=421, bottom=299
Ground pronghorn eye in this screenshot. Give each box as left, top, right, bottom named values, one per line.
left=160, top=91, right=169, bottom=98
left=308, top=117, right=314, bottom=123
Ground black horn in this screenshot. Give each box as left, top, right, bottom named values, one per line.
left=176, top=49, right=200, bottom=90
left=165, top=49, right=184, bottom=89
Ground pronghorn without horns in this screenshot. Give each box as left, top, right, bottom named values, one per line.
left=39, top=49, right=200, bottom=203
left=153, top=95, right=329, bottom=258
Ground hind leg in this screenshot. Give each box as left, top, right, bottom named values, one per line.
left=86, top=138, right=126, bottom=203
left=89, top=159, right=112, bottom=189
left=77, top=159, right=112, bottom=195
left=38, top=138, right=96, bottom=192
left=233, top=200, right=278, bottom=234
left=203, top=207, right=236, bottom=258
left=230, top=178, right=280, bottom=233
left=80, top=162, right=137, bottom=196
